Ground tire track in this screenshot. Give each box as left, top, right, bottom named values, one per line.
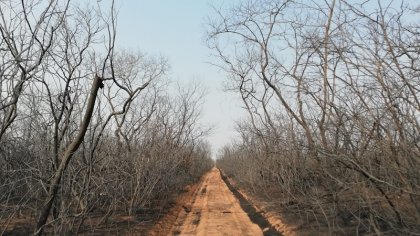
left=171, top=168, right=265, bottom=236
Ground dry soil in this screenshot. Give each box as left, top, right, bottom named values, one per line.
left=170, top=167, right=264, bottom=236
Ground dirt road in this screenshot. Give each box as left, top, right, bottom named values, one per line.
left=171, top=168, right=263, bottom=236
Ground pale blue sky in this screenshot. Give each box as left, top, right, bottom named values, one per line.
left=115, top=0, right=244, bottom=156
left=113, top=0, right=420, bottom=157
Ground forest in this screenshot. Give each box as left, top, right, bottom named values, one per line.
left=1, top=0, right=419, bottom=235
left=212, top=0, right=420, bottom=235
left=0, top=1, right=212, bottom=235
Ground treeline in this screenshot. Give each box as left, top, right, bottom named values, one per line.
left=0, top=1, right=212, bottom=235
left=210, top=0, right=419, bottom=235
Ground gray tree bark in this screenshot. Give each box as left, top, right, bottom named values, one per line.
left=34, top=75, right=103, bottom=235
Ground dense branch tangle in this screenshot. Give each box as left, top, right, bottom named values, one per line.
left=0, top=0, right=213, bottom=235
left=210, top=0, right=420, bottom=235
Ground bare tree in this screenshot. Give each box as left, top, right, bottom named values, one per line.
left=0, top=2, right=213, bottom=234
left=211, top=0, right=420, bottom=234
left=0, top=0, right=69, bottom=141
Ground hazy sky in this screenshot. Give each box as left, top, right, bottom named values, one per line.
left=115, top=1, right=244, bottom=157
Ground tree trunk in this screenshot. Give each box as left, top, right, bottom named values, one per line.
left=34, top=75, right=103, bottom=235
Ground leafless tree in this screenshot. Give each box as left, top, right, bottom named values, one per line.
left=0, top=0, right=69, bottom=141
left=211, top=0, right=420, bottom=234
left=1, top=1, right=213, bottom=235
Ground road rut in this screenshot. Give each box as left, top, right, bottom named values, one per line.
left=171, top=168, right=263, bottom=236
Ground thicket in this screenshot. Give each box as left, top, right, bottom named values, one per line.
left=210, top=0, right=420, bottom=235
left=0, top=1, right=212, bottom=235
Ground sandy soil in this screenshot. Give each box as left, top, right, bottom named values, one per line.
left=169, top=168, right=264, bottom=236
left=225, top=179, right=297, bottom=236
left=3, top=169, right=286, bottom=236
left=219, top=172, right=295, bottom=236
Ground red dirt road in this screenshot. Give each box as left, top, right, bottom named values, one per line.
left=170, top=168, right=263, bottom=236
